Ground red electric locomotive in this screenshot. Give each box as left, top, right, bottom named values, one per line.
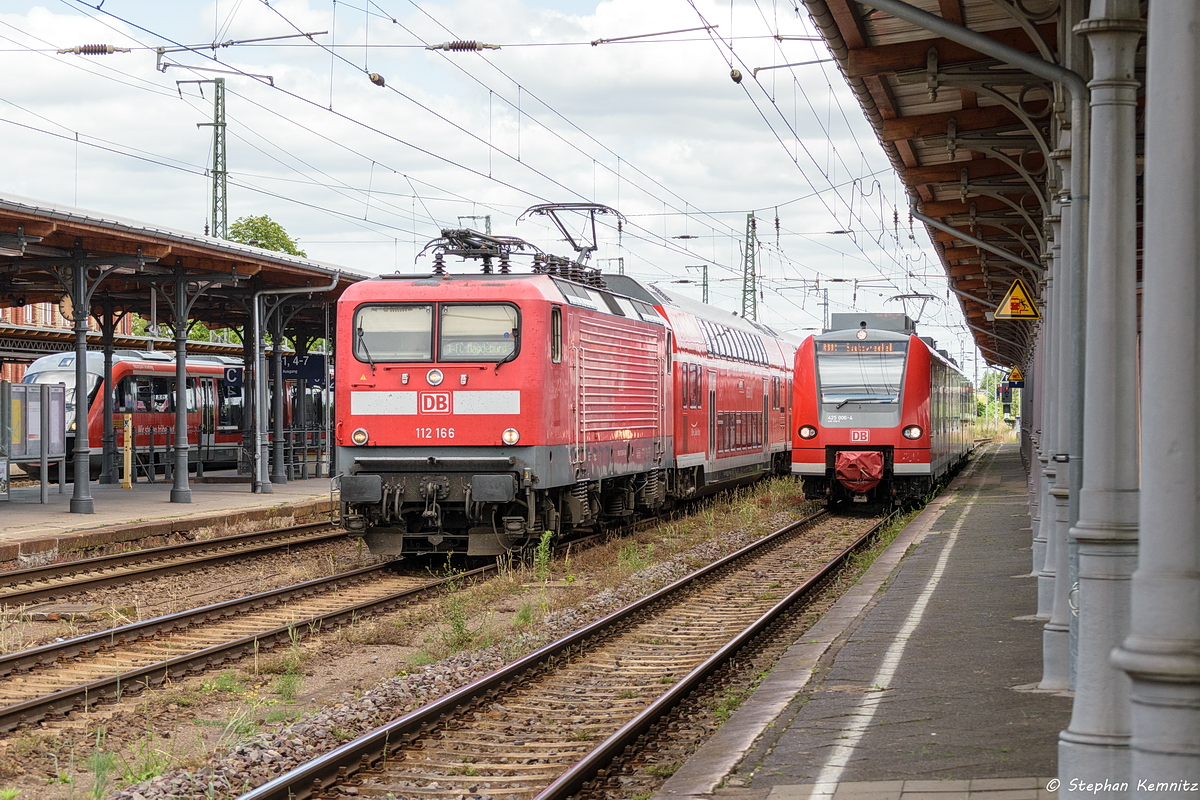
left=336, top=209, right=796, bottom=556
left=791, top=313, right=973, bottom=507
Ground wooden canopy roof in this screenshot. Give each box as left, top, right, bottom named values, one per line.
left=807, top=0, right=1064, bottom=368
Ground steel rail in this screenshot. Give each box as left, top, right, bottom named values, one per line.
left=539, top=512, right=892, bottom=799
left=0, top=560, right=493, bottom=732
left=0, top=521, right=342, bottom=607
left=238, top=508, right=840, bottom=800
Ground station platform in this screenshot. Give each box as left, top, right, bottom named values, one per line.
left=0, top=468, right=336, bottom=569
left=657, top=443, right=1070, bottom=800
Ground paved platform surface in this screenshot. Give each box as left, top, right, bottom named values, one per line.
left=0, top=466, right=336, bottom=566
left=656, top=443, right=1070, bottom=800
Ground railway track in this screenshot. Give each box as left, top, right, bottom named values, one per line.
left=0, top=560, right=491, bottom=733
left=238, top=510, right=888, bottom=800
left=0, top=521, right=344, bottom=607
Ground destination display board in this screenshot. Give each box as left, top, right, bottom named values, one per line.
left=817, top=341, right=908, bottom=354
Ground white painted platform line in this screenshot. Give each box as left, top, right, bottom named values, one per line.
left=807, top=448, right=995, bottom=797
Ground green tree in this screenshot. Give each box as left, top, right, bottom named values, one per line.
left=228, top=214, right=307, bottom=257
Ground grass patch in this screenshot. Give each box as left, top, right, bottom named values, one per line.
left=644, top=761, right=680, bottom=778
left=618, top=541, right=653, bottom=572
left=116, top=731, right=173, bottom=785
left=273, top=671, right=303, bottom=701
left=265, top=707, right=302, bottom=724
left=712, top=686, right=749, bottom=723
left=201, top=671, right=245, bottom=694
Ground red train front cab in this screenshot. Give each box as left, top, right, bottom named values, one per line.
left=792, top=317, right=938, bottom=506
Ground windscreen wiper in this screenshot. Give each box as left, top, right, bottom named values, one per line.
left=494, top=331, right=519, bottom=372
left=834, top=395, right=891, bottom=409
left=357, top=327, right=376, bottom=371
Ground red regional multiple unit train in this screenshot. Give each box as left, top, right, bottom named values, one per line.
left=21, top=350, right=247, bottom=476
left=791, top=313, right=974, bottom=507
left=335, top=221, right=796, bottom=557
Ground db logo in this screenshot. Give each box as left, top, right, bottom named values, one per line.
left=419, top=392, right=451, bottom=414
left=850, top=429, right=870, bottom=443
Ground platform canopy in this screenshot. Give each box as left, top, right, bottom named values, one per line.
left=806, top=0, right=1079, bottom=367
left=0, top=193, right=366, bottom=346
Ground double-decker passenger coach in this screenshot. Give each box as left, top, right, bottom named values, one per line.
left=792, top=313, right=973, bottom=507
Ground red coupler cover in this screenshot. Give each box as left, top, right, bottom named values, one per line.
left=834, top=450, right=884, bottom=493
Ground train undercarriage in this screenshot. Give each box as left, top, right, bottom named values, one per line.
left=341, top=469, right=671, bottom=556
left=339, top=450, right=792, bottom=556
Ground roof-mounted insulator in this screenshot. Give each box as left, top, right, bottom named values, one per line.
left=58, top=44, right=132, bottom=55
left=426, top=41, right=501, bottom=52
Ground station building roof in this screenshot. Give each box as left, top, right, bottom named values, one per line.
left=0, top=193, right=368, bottom=346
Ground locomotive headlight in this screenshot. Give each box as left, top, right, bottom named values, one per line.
left=798, top=425, right=818, bottom=440
left=426, top=368, right=444, bottom=386
left=903, top=425, right=923, bottom=440
left=351, top=427, right=369, bottom=445
left=501, top=427, right=520, bottom=445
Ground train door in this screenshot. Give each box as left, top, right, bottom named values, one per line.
left=707, top=370, right=717, bottom=462
left=196, top=376, right=217, bottom=462
left=762, top=377, right=769, bottom=452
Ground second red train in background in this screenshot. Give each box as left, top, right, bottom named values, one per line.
left=791, top=313, right=974, bottom=507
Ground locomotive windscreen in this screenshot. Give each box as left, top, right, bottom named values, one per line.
left=354, top=304, right=434, bottom=361
left=353, top=303, right=520, bottom=363
left=816, top=341, right=908, bottom=405
left=439, top=304, right=519, bottom=360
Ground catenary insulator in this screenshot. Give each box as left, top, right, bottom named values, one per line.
left=425, top=41, right=501, bottom=51
left=58, top=44, right=131, bottom=55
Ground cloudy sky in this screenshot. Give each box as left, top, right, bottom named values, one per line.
left=0, top=0, right=982, bottom=376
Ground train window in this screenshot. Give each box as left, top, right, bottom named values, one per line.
left=551, top=306, right=562, bottom=363
left=598, top=292, right=626, bottom=316
left=133, top=378, right=153, bottom=411
left=554, top=280, right=599, bottom=310
left=114, top=375, right=137, bottom=412
left=816, top=347, right=907, bottom=405
left=186, top=378, right=199, bottom=413
left=150, top=377, right=175, bottom=413
left=692, top=364, right=702, bottom=408
left=354, top=304, right=433, bottom=362
left=218, top=384, right=244, bottom=429
left=631, top=300, right=664, bottom=324
left=440, top=304, right=519, bottom=361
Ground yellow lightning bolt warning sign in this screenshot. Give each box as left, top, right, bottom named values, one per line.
left=994, top=279, right=1040, bottom=320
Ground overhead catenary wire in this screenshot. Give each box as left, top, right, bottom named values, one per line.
left=9, top=2, right=966, bottom=344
